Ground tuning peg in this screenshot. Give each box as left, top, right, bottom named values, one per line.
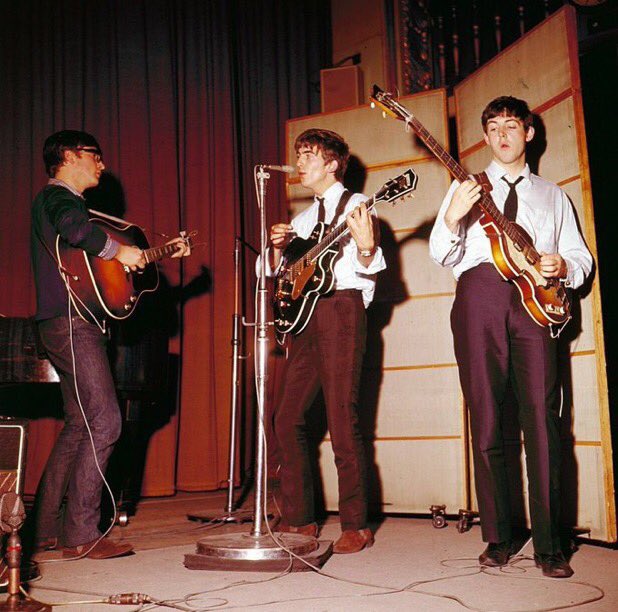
left=382, top=111, right=387, bottom=119
left=370, top=101, right=375, bottom=109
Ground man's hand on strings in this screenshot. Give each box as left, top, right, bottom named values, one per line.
left=115, top=244, right=145, bottom=271
left=270, top=223, right=295, bottom=252
left=269, top=223, right=295, bottom=269
left=540, top=252, right=567, bottom=279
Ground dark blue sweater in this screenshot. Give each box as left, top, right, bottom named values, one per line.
left=31, top=185, right=109, bottom=320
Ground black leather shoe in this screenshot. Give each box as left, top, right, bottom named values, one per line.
left=534, top=552, right=574, bottom=578
left=479, top=541, right=513, bottom=567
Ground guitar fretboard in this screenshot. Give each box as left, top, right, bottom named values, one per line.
left=143, top=242, right=180, bottom=264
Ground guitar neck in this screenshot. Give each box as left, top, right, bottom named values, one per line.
left=143, top=242, right=179, bottom=264
left=406, top=115, right=500, bottom=217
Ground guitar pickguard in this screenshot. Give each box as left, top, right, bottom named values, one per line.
left=274, top=225, right=340, bottom=336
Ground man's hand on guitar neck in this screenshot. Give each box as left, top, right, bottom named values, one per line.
left=444, top=179, right=482, bottom=233
left=115, top=244, right=146, bottom=272
left=167, top=236, right=191, bottom=258
left=346, top=202, right=377, bottom=266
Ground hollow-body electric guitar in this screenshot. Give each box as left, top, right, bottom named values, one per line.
left=274, top=168, right=418, bottom=342
left=56, top=210, right=194, bottom=327
left=370, top=85, right=570, bottom=333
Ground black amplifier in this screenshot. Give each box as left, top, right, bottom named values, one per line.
left=0, top=417, right=28, bottom=496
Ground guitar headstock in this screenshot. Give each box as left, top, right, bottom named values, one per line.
left=374, top=168, right=418, bottom=206
left=370, top=85, right=412, bottom=123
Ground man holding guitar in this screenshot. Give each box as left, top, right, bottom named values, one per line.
left=267, top=128, right=385, bottom=553
left=30, top=130, right=189, bottom=559
left=429, top=97, right=592, bottom=578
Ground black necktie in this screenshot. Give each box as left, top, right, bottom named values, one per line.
left=501, top=176, right=524, bottom=221
left=316, top=197, right=325, bottom=223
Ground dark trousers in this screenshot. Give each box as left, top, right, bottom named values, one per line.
left=35, top=316, right=122, bottom=547
left=451, top=264, right=562, bottom=554
left=274, top=290, right=367, bottom=531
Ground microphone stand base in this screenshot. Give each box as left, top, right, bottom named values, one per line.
left=0, top=596, right=51, bottom=612
left=186, top=509, right=273, bottom=524
left=184, top=532, right=332, bottom=572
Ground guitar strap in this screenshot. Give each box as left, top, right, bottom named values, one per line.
left=324, top=189, right=353, bottom=235
left=473, top=171, right=492, bottom=194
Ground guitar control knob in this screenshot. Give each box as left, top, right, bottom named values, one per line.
left=130, top=295, right=137, bottom=302
left=124, top=303, right=133, bottom=311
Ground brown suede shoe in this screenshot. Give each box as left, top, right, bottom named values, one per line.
left=63, top=538, right=134, bottom=560
left=333, top=528, right=374, bottom=554
left=277, top=522, right=319, bottom=538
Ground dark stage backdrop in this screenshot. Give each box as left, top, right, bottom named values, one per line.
left=0, top=0, right=330, bottom=496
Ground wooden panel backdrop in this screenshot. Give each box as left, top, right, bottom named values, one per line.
left=285, top=90, right=464, bottom=515
left=454, top=6, right=614, bottom=542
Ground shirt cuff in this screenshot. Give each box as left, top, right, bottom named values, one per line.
left=98, top=236, right=120, bottom=260
left=436, top=219, right=462, bottom=245
left=352, top=246, right=385, bottom=274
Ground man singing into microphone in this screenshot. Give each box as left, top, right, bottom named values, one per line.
left=265, top=128, right=386, bottom=553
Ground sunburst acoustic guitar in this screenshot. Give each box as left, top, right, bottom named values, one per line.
left=56, top=210, right=194, bottom=327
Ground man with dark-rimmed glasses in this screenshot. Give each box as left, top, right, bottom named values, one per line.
left=30, top=130, right=187, bottom=559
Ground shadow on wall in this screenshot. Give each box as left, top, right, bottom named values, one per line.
left=92, top=172, right=212, bottom=514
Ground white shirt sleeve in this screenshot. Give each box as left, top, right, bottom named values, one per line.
left=429, top=180, right=466, bottom=267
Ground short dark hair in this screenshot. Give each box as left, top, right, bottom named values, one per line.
left=294, top=128, right=350, bottom=181
left=481, top=96, right=534, bottom=131
left=43, top=130, right=102, bottom=177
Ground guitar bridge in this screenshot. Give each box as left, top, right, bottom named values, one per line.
left=545, top=303, right=565, bottom=315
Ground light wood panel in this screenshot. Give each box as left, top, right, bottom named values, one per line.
left=320, top=439, right=464, bottom=513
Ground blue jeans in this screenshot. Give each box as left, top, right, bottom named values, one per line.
left=35, top=316, right=121, bottom=547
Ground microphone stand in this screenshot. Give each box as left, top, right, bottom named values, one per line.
left=0, top=493, right=50, bottom=611
left=249, top=165, right=270, bottom=537
left=187, top=237, right=254, bottom=524
left=183, top=166, right=331, bottom=570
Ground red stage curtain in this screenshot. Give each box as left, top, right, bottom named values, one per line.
left=0, top=0, right=330, bottom=496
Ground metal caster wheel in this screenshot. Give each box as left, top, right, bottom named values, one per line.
left=430, top=504, right=447, bottom=528
left=457, top=508, right=476, bottom=533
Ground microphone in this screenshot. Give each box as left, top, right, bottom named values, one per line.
left=259, top=164, right=294, bottom=173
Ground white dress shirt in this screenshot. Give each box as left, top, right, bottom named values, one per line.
left=429, top=161, right=592, bottom=289
left=261, top=181, right=386, bottom=307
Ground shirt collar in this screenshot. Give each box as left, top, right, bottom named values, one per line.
left=48, top=178, right=84, bottom=199
left=486, top=160, right=532, bottom=187
left=315, top=181, right=344, bottom=207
